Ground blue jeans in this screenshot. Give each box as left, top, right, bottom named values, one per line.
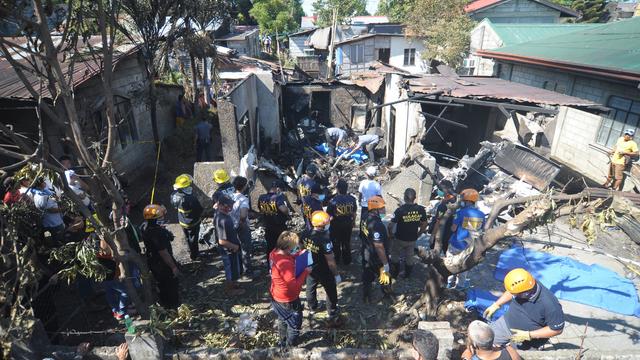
left=271, top=299, right=303, bottom=347
left=102, top=280, right=129, bottom=314
left=237, top=225, right=253, bottom=272
left=220, top=248, right=243, bottom=281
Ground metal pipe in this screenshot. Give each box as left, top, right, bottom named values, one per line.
left=420, top=112, right=468, bottom=129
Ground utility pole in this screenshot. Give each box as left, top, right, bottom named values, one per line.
left=326, top=8, right=337, bottom=80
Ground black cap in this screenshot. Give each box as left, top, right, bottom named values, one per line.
left=336, top=179, right=348, bottom=193
left=271, top=180, right=285, bottom=190
left=310, top=183, right=322, bottom=194
left=306, top=164, right=318, bottom=176
left=218, top=195, right=234, bottom=207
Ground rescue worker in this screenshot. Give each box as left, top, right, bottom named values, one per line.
left=216, top=196, right=246, bottom=296
left=603, top=128, right=638, bottom=191
left=325, top=127, right=348, bottom=158
left=211, top=168, right=235, bottom=205
left=429, top=180, right=456, bottom=253
left=302, top=211, right=341, bottom=321
left=361, top=196, right=392, bottom=302
left=258, top=180, right=290, bottom=256
left=462, top=321, right=520, bottom=360
left=231, top=176, right=254, bottom=276
left=141, top=204, right=181, bottom=309
left=170, top=174, right=203, bottom=261
left=388, top=188, right=427, bottom=279
left=358, top=166, right=381, bottom=223
left=447, top=188, right=486, bottom=288
left=484, top=268, right=564, bottom=350
left=326, top=179, right=357, bottom=265
left=302, top=183, right=324, bottom=230
left=346, top=134, right=379, bottom=163
left=297, top=164, right=318, bottom=200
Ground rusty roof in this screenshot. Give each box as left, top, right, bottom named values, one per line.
left=408, top=75, right=598, bottom=106
left=0, top=39, right=139, bottom=100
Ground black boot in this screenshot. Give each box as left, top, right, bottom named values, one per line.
left=389, top=262, right=400, bottom=278
left=404, top=265, right=413, bottom=279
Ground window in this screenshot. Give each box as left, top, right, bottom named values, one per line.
left=403, top=48, right=416, bottom=66
left=91, top=95, right=138, bottom=149
left=350, top=44, right=364, bottom=64
left=596, top=96, right=640, bottom=148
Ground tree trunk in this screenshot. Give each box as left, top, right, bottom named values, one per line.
left=190, top=53, right=199, bottom=103
left=148, top=72, right=160, bottom=145
left=202, top=56, right=209, bottom=106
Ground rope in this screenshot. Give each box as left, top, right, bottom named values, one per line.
left=149, top=141, right=162, bottom=204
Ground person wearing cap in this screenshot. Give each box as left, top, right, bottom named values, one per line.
left=297, top=164, right=319, bottom=200
left=462, top=321, right=520, bottom=360
left=326, top=179, right=357, bottom=265
left=428, top=180, right=457, bottom=253
left=231, top=176, right=255, bottom=276
left=361, top=196, right=392, bottom=302
left=258, top=180, right=290, bottom=256
left=603, top=129, right=638, bottom=191
left=358, top=166, right=382, bottom=223
left=211, top=169, right=235, bottom=205
left=345, top=134, right=380, bottom=163
left=141, top=204, right=181, bottom=309
left=388, top=188, right=427, bottom=279
left=484, top=268, right=564, bottom=350
left=32, top=177, right=66, bottom=246
left=302, top=211, right=341, bottom=321
left=170, top=174, right=203, bottom=261
left=302, top=183, right=324, bottom=230
left=216, top=195, right=246, bottom=296
left=325, top=127, right=348, bottom=158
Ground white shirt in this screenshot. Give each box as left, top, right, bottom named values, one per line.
left=33, top=189, right=64, bottom=228
left=231, top=192, right=250, bottom=228
left=358, top=179, right=382, bottom=207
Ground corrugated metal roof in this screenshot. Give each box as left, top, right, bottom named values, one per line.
left=408, top=74, right=598, bottom=106
left=216, top=29, right=258, bottom=41
left=490, top=22, right=601, bottom=47
left=465, top=0, right=578, bottom=16
left=478, top=17, right=640, bottom=78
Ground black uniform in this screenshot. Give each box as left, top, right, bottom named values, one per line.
left=392, top=203, right=427, bottom=242
left=211, top=182, right=235, bottom=204
left=170, top=189, right=203, bottom=260
left=142, top=222, right=180, bottom=309
left=302, top=195, right=323, bottom=230
left=361, top=212, right=390, bottom=298
left=428, top=196, right=456, bottom=252
left=297, top=176, right=316, bottom=199
left=302, top=229, right=338, bottom=315
left=258, top=192, right=289, bottom=255
left=327, top=194, right=357, bottom=265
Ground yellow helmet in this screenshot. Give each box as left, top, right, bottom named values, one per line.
left=143, top=204, right=167, bottom=220
left=504, top=268, right=536, bottom=294
left=311, top=210, right=330, bottom=227
left=174, top=174, right=193, bottom=189
left=367, top=195, right=385, bottom=210
left=213, top=169, right=230, bottom=184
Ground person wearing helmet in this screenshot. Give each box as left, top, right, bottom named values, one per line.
left=215, top=195, right=246, bottom=296
left=170, top=174, right=204, bottom=261
left=325, top=127, right=348, bottom=158
left=297, top=164, right=319, bottom=200
left=345, top=134, right=379, bottom=163
left=361, top=195, right=392, bottom=302
left=484, top=268, right=564, bottom=350
left=388, top=188, right=428, bottom=279
left=447, top=188, right=486, bottom=288
left=302, top=183, right=324, bottom=230
left=301, top=210, right=341, bottom=321
left=258, top=180, right=290, bottom=256
left=603, top=128, right=638, bottom=191
left=358, top=166, right=381, bottom=223
left=141, top=204, right=181, bottom=309
left=326, top=179, right=357, bottom=265
left=211, top=168, right=235, bottom=205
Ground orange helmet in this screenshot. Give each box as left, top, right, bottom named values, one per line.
left=461, top=188, right=480, bottom=203
left=504, top=268, right=536, bottom=294
left=368, top=196, right=385, bottom=210
left=143, top=204, right=167, bottom=220
left=311, top=210, right=330, bottom=227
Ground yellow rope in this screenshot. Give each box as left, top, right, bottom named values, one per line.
left=150, top=141, right=162, bottom=204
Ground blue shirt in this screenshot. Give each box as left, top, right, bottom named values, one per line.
left=449, top=205, right=486, bottom=250
left=327, top=194, right=357, bottom=224
left=302, top=195, right=323, bottom=230
left=194, top=121, right=213, bottom=143
left=32, top=189, right=64, bottom=228
left=297, top=176, right=316, bottom=198
left=504, top=283, right=565, bottom=332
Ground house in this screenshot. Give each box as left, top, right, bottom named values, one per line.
left=476, top=17, right=640, bottom=190
left=334, top=27, right=429, bottom=75
left=463, top=19, right=600, bottom=75
left=607, top=1, right=639, bottom=21
left=215, top=26, right=261, bottom=57
left=464, top=0, right=578, bottom=23
left=300, top=15, right=389, bottom=29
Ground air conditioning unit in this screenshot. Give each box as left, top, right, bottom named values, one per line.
left=463, top=58, right=476, bottom=68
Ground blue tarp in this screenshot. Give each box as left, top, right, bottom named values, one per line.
left=494, top=246, right=640, bottom=317
left=465, top=289, right=509, bottom=320
left=314, top=143, right=368, bottom=164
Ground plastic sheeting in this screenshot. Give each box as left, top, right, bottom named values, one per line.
left=314, top=143, right=368, bottom=163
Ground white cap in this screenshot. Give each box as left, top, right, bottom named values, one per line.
left=624, top=128, right=635, bottom=136
left=366, top=166, right=378, bottom=177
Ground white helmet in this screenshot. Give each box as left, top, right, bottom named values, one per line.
left=366, top=166, right=378, bottom=177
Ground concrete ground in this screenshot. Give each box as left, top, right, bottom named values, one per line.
left=467, top=219, right=640, bottom=359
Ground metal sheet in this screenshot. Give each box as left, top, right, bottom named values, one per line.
left=492, top=142, right=561, bottom=190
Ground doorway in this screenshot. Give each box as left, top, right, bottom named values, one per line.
left=310, top=91, right=331, bottom=124
left=377, top=48, right=390, bottom=63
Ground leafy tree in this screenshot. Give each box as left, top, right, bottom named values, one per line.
left=406, top=0, right=474, bottom=68
left=312, top=0, right=368, bottom=27
left=249, top=0, right=303, bottom=34
left=572, top=0, right=608, bottom=23
left=376, top=0, right=414, bottom=22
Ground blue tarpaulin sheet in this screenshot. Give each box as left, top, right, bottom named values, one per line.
left=465, top=289, right=509, bottom=320
left=314, top=143, right=368, bottom=163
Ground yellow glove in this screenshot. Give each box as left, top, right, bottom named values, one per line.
left=510, top=329, right=531, bottom=343
left=379, top=267, right=391, bottom=285
left=483, top=303, right=500, bottom=320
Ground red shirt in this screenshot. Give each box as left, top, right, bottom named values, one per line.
left=269, top=250, right=309, bottom=303
left=3, top=190, right=21, bottom=206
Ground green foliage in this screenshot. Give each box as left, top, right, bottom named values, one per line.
left=406, top=0, right=474, bottom=68
left=249, top=0, right=303, bottom=35
left=376, top=0, right=414, bottom=22
left=312, top=0, right=369, bottom=27
left=572, top=0, right=608, bottom=23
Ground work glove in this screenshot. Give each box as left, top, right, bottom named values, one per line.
left=510, top=329, right=531, bottom=343
left=379, top=267, right=391, bottom=285
left=483, top=303, right=500, bottom=320
left=335, top=275, right=342, bottom=284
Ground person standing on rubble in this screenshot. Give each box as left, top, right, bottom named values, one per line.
left=216, top=196, right=246, bottom=296
left=388, top=188, right=427, bottom=279
left=325, top=127, right=348, bottom=158
left=484, top=268, right=564, bottom=351
left=258, top=180, right=290, bottom=256
left=170, top=174, right=203, bottom=261
left=429, top=180, right=456, bottom=254
left=346, top=134, right=380, bottom=163
left=361, top=196, right=392, bottom=302
left=231, top=176, right=255, bottom=277
left=602, top=129, right=638, bottom=191
left=302, top=183, right=325, bottom=230
left=327, top=179, right=357, bottom=265
left=358, top=166, right=382, bottom=223
left=297, top=164, right=319, bottom=200
left=302, top=211, right=341, bottom=322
